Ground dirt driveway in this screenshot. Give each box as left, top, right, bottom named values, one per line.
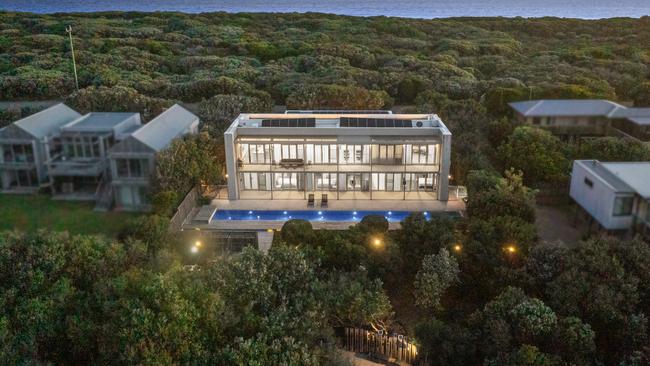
left=535, top=205, right=583, bottom=246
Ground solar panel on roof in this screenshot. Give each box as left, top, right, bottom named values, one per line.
left=260, top=118, right=316, bottom=127
left=338, top=117, right=413, bottom=128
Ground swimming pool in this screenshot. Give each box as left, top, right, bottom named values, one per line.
left=212, top=210, right=459, bottom=223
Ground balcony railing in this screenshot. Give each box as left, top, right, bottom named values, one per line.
left=0, top=161, right=36, bottom=169
left=48, top=157, right=105, bottom=177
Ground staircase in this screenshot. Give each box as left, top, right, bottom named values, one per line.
left=93, top=180, right=114, bottom=212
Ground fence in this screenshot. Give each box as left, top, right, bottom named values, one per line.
left=343, top=327, right=418, bottom=364
left=169, top=187, right=199, bottom=232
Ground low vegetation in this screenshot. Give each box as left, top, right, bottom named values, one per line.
left=0, top=194, right=137, bottom=237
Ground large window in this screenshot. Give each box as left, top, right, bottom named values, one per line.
left=1, top=144, right=34, bottom=163
left=273, top=144, right=304, bottom=162
left=115, top=159, right=150, bottom=178
left=403, top=144, right=438, bottom=165
left=61, top=136, right=101, bottom=159
left=372, top=145, right=404, bottom=165
left=613, top=196, right=634, bottom=216
left=306, top=173, right=337, bottom=191
left=305, top=144, right=337, bottom=164
left=339, top=144, right=369, bottom=165
left=239, top=143, right=272, bottom=164
left=274, top=172, right=302, bottom=190
left=240, top=172, right=272, bottom=191
left=403, top=173, right=438, bottom=192
left=372, top=173, right=404, bottom=192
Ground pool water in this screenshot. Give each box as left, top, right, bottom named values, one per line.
left=212, top=210, right=459, bottom=223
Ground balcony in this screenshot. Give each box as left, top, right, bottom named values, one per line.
left=0, top=160, right=36, bottom=170
left=48, top=156, right=105, bottom=177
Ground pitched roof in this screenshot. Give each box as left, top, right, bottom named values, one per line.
left=509, top=100, right=624, bottom=117
left=601, top=162, right=650, bottom=199
left=13, top=103, right=81, bottom=138
left=627, top=117, right=650, bottom=126
left=611, top=107, right=650, bottom=117
left=62, top=112, right=139, bottom=133
left=130, top=104, right=198, bottom=151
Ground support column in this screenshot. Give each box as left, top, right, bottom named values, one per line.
left=438, top=133, right=451, bottom=202
left=224, top=128, right=238, bottom=200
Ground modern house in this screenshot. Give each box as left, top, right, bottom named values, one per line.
left=109, top=104, right=199, bottom=211
left=570, top=160, right=650, bottom=239
left=0, top=104, right=81, bottom=193
left=46, top=112, right=142, bottom=202
left=509, top=99, right=650, bottom=142
left=223, top=111, right=452, bottom=202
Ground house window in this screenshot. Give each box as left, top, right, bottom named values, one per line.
left=613, top=196, right=634, bottom=216
left=532, top=117, right=541, bottom=125
left=584, top=177, right=593, bottom=188
left=116, top=159, right=149, bottom=178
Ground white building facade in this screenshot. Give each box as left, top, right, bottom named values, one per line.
left=224, top=112, right=452, bottom=202
left=570, top=160, right=650, bottom=238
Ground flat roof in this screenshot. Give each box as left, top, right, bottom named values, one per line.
left=234, top=113, right=445, bottom=129
left=62, top=112, right=139, bottom=133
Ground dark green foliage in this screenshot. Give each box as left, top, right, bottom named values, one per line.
left=151, top=132, right=224, bottom=210
left=394, top=213, right=456, bottom=280
left=119, top=214, right=171, bottom=256
left=359, top=214, right=389, bottom=234
left=4, top=13, right=640, bottom=105
left=286, top=84, right=391, bottom=110
left=198, top=93, right=273, bottom=135
left=150, top=190, right=178, bottom=216
left=0, top=232, right=393, bottom=364
left=497, top=126, right=570, bottom=187
left=65, top=85, right=173, bottom=122
left=279, top=219, right=315, bottom=246
left=573, top=136, right=650, bottom=162
left=466, top=169, right=536, bottom=224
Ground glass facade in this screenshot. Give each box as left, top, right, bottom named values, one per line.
left=235, top=138, right=442, bottom=200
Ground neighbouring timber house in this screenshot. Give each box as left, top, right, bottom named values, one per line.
left=46, top=111, right=142, bottom=203
left=509, top=99, right=650, bottom=142
left=109, top=104, right=199, bottom=211
left=0, top=104, right=81, bottom=193
left=0, top=103, right=199, bottom=212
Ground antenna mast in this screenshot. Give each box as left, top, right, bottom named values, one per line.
left=65, top=25, right=79, bottom=91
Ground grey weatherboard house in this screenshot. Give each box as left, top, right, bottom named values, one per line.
left=509, top=99, right=650, bottom=142
left=46, top=111, right=142, bottom=203
left=0, top=104, right=81, bottom=193
left=109, top=104, right=199, bottom=211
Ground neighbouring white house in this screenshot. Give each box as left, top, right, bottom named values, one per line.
left=570, top=159, right=650, bottom=239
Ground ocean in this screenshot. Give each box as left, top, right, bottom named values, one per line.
left=1, top=0, right=649, bottom=19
